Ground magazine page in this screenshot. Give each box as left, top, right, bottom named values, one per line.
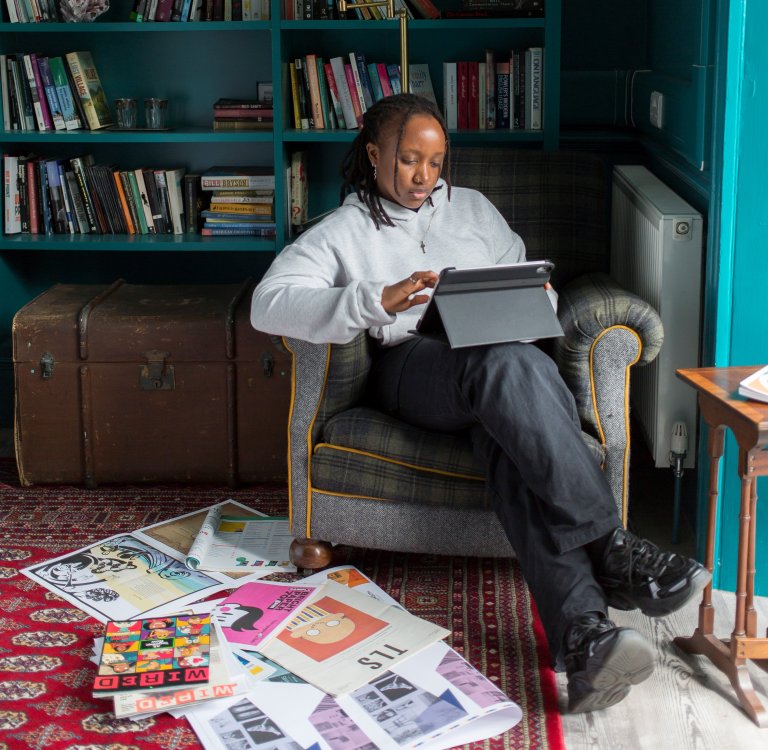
left=186, top=504, right=225, bottom=570
left=259, top=580, right=450, bottom=696
left=302, top=565, right=401, bottom=608
left=186, top=641, right=521, bottom=750
left=197, top=515, right=295, bottom=574
left=213, top=580, right=322, bottom=651
left=21, top=532, right=232, bottom=623
left=739, top=364, right=768, bottom=403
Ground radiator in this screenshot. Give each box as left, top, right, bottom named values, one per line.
left=610, top=165, right=703, bottom=469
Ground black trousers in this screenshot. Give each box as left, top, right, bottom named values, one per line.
left=367, top=337, right=620, bottom=666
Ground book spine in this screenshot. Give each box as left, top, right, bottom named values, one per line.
left=468, top=61, right=479, bottom=130
left=354, top=52, right=374, bottom=110
left=125, top=171, right=149, bottom=233
left=65, top=51, right=112, bottom=130
left=330, top=56, right=357, bottom=130
left=56, top=161, right=76, bottom=233
left=16, top=159, right=28, bottom=233
left=3, top=155, right=21, bottom=234
left=484, top=49, right=496, bottom=129
left=0, top=55, right=10, bottom=131
left=35, top=57, right=66, bottom=131
left=457, top=60, right=468, bottom=129
left=303, top=54, right=325, bottom=129
left=21, top=54, right=51, bottom=131
left=83, top=164, right=110, bottom=233
left=25, top=158, right=39, bottom=235
left=366, top=63, right=384, bottom=103
left=165, top=170, right=185, bottom=235
left=153, top=170, right=173, bottom=234
left=201, top=226, right=275, bottom=236
left=132, top=169, right=156, bottom=233
left=442, top=61, right=457, bottom=129
left=69, top=157, right=99, bottom=233
left=323, top=62, right=346, bottom=129
left=527, top=46, right=543, bottom=130
left=407, top=0, right=440, bottom=18
left=346, top=60, right=366, bottom=124
left=200, top=176, right=275, bottom=190
left=65, top=171, right=90, bottom=234
left=295, top=58, right=313, bottom=128
left=65, top=52, right=98, bottom=130
left=44, top=160, right=67, bottom=233
left=386, top=63, right=402, bottom=95
left=183, top=174, right=201, bottom=233
left=495, top=61, right=510, bottom=129
left=38, top=159, right=52, bottom=235
left=290, top=150, right=308, bottom=226
left=376, top=62, right=393, bottom=98
left=154, top=0, right=174, bottom=20
left=509, top=50, right=520, bottom=129
left=316, top=57, right=336, bottom=128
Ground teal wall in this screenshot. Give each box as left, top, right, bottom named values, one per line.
left=712, top=0, right=768, bottom=594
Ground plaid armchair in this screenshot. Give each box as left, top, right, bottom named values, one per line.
left=284, top=149, right=664, bottom=567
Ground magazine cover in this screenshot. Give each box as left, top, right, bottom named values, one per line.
left=259, top=580, right=450, bottom=696
left=213, top=580, right=321, bottom=650
left=93, top=613, right=212, bottom=695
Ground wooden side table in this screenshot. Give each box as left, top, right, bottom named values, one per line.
left=675, top=366, right=768, bottom=727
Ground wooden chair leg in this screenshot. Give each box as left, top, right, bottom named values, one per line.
left=290, top=538, right=333, bottom=569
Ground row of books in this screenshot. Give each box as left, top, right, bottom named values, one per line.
left=444, top=47, right=543, bottom=132
left=289, top=53, right=438, bottom=131
left=1, top=50, right=112, bottom=132
left=212, top=97, right=273, bottom=132
left=129, top=0, right=270, bottom=22
left=3, top=154, right=190, bottom=236
left=284, top=0, right=416, bottom=21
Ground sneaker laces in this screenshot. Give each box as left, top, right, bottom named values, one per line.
left=608, top=533, right=673, bottom=584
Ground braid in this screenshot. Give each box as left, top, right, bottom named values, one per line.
left=340, top=93, right=452, bottom=230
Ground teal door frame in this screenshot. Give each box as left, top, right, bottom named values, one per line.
left=701, top=0, right=768, bottom=593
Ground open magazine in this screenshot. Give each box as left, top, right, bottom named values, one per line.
left=187, top=566, right=522, bottom=750
left=739, top=364, right=768, bottom=404
left=186, top=504, right=295, bottom=574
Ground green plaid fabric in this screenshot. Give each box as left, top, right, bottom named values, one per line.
left=448, top=148, right=610, bottom=288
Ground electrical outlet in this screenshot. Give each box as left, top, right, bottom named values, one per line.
left=650, top=91, right=664, bottom=128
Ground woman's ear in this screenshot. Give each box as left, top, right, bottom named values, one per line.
left=366, top=142, right=378, bottom=166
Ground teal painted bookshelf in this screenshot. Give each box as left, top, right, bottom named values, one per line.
left=0, top=0, right=561, bottom=421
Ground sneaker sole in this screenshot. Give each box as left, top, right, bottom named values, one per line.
left=567, top=628, right=655, bottom=713
left=608, top=565, right=712, bottom=618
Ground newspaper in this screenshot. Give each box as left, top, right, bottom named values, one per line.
left=186, top=504, right=295, bottom=574
left=259, top=579, right=450, bottom=696
left=20, top=500, right=276, bottom=623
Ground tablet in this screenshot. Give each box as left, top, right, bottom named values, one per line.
left=409, top=260, right=564, bottom=348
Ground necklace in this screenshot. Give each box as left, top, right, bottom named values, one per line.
left=397, top=205, right=437, bottom=253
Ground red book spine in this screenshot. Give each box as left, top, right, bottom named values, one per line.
left=377, top=63, right=393, bottom=98
left=26, top=159, right=40, bottom=235
left=468, top=61, right=479, bottom=130
left=344, top=63, right=364, bottom=127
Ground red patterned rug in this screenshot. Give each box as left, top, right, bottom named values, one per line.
left=0, top=459, right=564, bottom=750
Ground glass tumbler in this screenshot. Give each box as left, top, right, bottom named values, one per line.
left=144, top=98, right=168, bottom=129
left=114, top=98, right=137, bottom=129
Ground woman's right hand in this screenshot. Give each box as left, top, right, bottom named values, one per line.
left=382, top=271, right=439, bottom=314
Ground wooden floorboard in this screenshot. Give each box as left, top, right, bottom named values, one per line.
left=559, top=591, right=768, bottom=749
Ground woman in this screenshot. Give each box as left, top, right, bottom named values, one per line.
left=250, top=93, right=709, bottom=713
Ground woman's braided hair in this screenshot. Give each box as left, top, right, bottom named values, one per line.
left=340, top=92, right=451, bottom=229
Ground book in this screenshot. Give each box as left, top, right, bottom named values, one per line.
left=484, top=49, right=496, bottom=129
left=460, top=0, right=543, bottom=14
left=206, top=202, right=272, bottom=215
left=200, top=226, right=276, bottom=236
left=495, top=60, right=511, bottom=129
left=288, top=60, right=302, bottom=128
left=329, top=56, right=358, bottom=130
left=347, top=54, right=367, bottom=120
left=183, top=173, right=202, bottom=233
left=259, top=578, right=450, bottom=696
left=212, top=119, right=273, bottom=131
left=200, top=166, right=275, bottom=191
left=525, top=46, right=543, bottom=130
left=406, top=0, right=440, bottom=19
left=165, top=167, right=186, bottom=235
left=353, top=51, right=374, bottom=110
left=457, top=60, right=469, bottom=129
left=293, top=57, right=311, bottom=129
left=21, top=53, right=53, bottom=131
left=3, top=154, right=21, bottom=234
left=443, top=61, right=458, bottom=129
left=184, top=504, right=295, bottom=573
left=35, top=56, right=66, bottom=131
left=69, top=155, right=99, bottom=234
left=367, top=62, right=384, bottom=102
left=316, top=57, right=336, bottom=129
left=324, top=61, right=347, bottom=129
left=213, top=97, right=273, bottom=110
left=44, top=160, right=68, bottom=234
left=93, top=613, right=212, bottom=696
left=65, top=50, right=113, bottom=130
left=133, top=168, right=156, bottom=233
left=408, top=63, right=438, bottom=109
left=739, top=365, right=768, bottom=403
left=387, top=63, right=402, bottom=95
left=377, top=62, right=394, bottom=98
left=290, top=149, right=308, bottom=226
left=468, top=60, right=480, bottom=129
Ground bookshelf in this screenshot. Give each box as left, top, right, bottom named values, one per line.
left=0, top=0, right=561, bottom=420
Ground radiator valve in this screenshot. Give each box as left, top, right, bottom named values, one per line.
left=669, top=421, right=688, bottom=478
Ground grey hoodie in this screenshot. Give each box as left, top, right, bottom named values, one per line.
left=250, top=179, right=531, bottom=347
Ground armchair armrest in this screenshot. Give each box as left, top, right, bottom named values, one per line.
left=552, top=272, right=664, bottom=522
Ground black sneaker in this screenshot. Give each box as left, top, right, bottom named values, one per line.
left=597, top=528, right=711, bottom=617
left=564, top=612, right=654, bottom=713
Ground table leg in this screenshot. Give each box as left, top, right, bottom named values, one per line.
left=700, top=425, right=724, bottom=634
left=746, top=476, right=758, bottom=638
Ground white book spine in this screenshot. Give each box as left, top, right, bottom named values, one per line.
left=443, top=61, right=457, bottom=129
left=526, top=47, right=543, bottom=131
left=348, top=52, right=367, bottom=116
left=478, top=61, right=486, bottom=130
left=330, top=56, right=358, bottom=131
left=3, top=154, right=21, bottom=234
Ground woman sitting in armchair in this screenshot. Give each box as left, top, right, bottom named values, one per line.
left=250, top=92, right=709, bottom=713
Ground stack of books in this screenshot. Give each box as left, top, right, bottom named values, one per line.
left=1, top=50, right=112, bottom=132
left=200, top=166, right=276, bottom=237
left=128, top=0, right=271, bottom=22
left=212, top=98, right=273, bottom=132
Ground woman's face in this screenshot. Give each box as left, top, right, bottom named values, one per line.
left=366, top=113, right=446, bottom=210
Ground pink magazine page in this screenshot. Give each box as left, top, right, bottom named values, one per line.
left=213, top=580, right=320, bottom=650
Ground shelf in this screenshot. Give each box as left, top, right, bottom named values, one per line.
left=0, top=128, right=274, bottom=143
left=0, top=21, right=271, bottom=32
left=282, top=129, right=544, bottom=143
left=279, top=18, right=544, bottom=31
left=0, top=234, right=277, bottom=251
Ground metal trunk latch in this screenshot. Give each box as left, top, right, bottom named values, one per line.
left=40, top=352, right=55, bottom=379
left=261, top=352, right=275, bottom=377
left=139, top=350, right=175, bottom=391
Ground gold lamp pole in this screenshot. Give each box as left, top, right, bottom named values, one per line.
left=336, top=0, right=409, bottom=92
